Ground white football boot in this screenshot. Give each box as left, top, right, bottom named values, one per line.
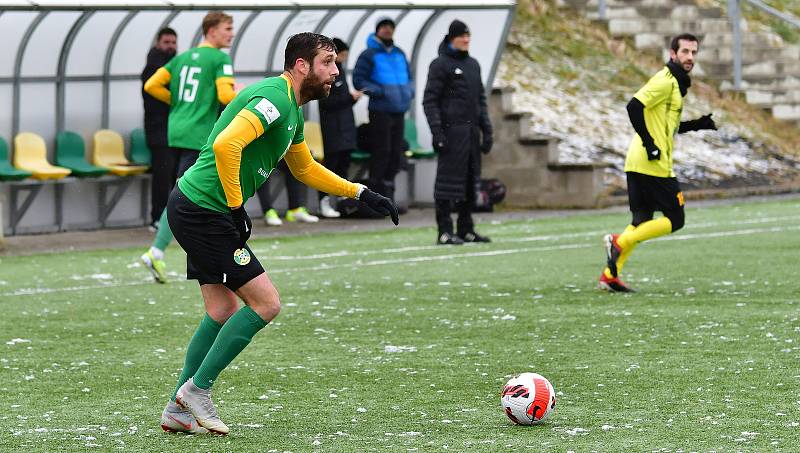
left=160, top=400, right=208, bottom=434
left=175, top=378, right=229, bottom=435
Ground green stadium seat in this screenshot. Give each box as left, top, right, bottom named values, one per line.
left=404, top=118, right=436, bottom=159
left=55, top=131, right=109, bottom=177
left=0, top=136, right=32, bottom=181
left=350, top=150, right=371, bottom=161
left=129, top=128, right=151, bottom=166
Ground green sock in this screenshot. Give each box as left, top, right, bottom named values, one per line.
left=192, top=306, right=268, bottom=390
left=171, top=314, right=223, bottom=401
left=153, top=209, right=174, bottom=252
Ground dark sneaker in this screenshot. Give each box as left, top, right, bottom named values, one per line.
left=459, top=231, right=491, bottom=243
left=603, top=234, right=623, bottom=278
left=437, top=232, right=464, bottom=245
left=598, top=273, right=635, bottom=293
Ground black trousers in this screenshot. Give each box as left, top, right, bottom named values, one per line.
left=319, top=150, right=352, bottom=199
left=435, top=165, right=476, bottom=236
left=368, top=110, right=405, bottom=199
left=256, top=160, right=305, bottom=212
left=148, top=143, right=177, bottom=224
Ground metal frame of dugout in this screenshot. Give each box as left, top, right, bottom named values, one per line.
left=0, top=1, right=516, bottom=236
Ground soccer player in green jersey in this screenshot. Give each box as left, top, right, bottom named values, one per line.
left=599, top=33, right=718, bottom=292
left=159, top=33, right=398, bottom=435
left=140, top=11, right=238, bottom=284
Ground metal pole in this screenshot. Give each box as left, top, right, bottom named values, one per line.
left=102, top=10, right=138, bottom=129
left=486, top=4, right=517, bottom=98
left=230, top=10, right=261, bottom=62
left=728, top=0, right=742, bottom=90
left=12, top=11, right=48, bottom=139
left=56, top=11, right=94, bottom=133
left=409, top=9, right=444, bottom=120
left=598, top=0, right=607, bottom=21
left=266, top=9, right=301, bottom=73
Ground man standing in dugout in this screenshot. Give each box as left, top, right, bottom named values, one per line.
left=423, top=20, right=493, bottom=245
left=141, top=27, right=177, bottom=231
left=599, top=33, right=718, bottom=292
left=353, top=17, right=415, bottom=203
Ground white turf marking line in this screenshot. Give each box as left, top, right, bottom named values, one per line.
left=2, top=224, right=798, bottom=298
left=254, top=213, right=800, bottom=261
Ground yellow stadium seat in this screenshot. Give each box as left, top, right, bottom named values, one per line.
left=304, top=121, right=324, bottom=161
left=13, top=132, right=71, bottom=180
left=92, top=129, right=148, bottom=176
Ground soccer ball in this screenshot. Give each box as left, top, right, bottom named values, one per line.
left=500, top=372, right=556, bottom=425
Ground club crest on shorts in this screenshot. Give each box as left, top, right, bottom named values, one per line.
left=233, top=248, right=251, bottom=266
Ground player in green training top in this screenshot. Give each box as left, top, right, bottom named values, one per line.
left=140, top=11, right=238, bottom=285
left=158, top=33, right=398, bottom=435
left=598, top=33, right=718, bottom=292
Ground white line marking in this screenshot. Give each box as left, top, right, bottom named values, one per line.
left=253, top=213, right=800, bottom=261
left=2, top=224, right=798, bottom=298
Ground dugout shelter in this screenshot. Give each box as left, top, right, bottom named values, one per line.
left=0, top=0, right=515, bottom=235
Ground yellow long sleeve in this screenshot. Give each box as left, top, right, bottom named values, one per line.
left=144, top=67, right=171, bottom=104
left=284, top=142, right=360, bottom=198
left=213, top=110, right=264, bottom=208
left=216, top=77, right=236, bottom=105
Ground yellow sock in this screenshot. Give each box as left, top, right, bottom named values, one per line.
left=603, top=225, right=637, bottom=279
left=616, top=225, right=637, bottom=274
left=617, top=217, right=672, bottom=250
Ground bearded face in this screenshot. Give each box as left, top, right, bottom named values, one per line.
left=300, top=64, right=332, bottom=101
left=299, top=49, right=338, bottom=102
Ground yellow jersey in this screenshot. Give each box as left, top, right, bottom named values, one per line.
left=624, top=67, right=683, bottom=178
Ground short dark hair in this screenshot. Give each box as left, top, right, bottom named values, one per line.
left=332, top=37, right=349, bottom=53
left=202, top=11, right=232, bottom=36
left=157, top=27, right=176, bottom=40
left=283, top=32, right=336, bottom=71
left=670, top=33, right=699, bottom=52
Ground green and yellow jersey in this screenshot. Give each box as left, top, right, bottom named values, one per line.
left=624, top=67, right=684, bottom=178
left=179, top=75, right=360, bottom=213
left=144, top=44, right=236, bottom=151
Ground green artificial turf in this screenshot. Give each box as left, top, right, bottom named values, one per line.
left=1, top=197, right=799, bottom=451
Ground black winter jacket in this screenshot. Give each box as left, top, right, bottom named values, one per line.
left=318, top=62, right=357, bottom=153
left=422, top=39, right=492, bottom=135
left=423, top=38, right=493, bottom=201
left=141, top=47, right=174, bottom=148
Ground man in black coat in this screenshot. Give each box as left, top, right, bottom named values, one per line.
left=141, top=27, right=177, bottom=230
left=423, top=20, right=493, bottom=245
left=318, top=37, right=363, bottom=218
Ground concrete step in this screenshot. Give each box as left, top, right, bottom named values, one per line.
left=608, top=17, right=731, bottom=37
left=702, top=31, right=784, bottom=48
left=701, top=45, right=786, bottom=64
left=720, top=77, right=800, bottom=92
left=703, top=59, right=800, bottom=80
left=772, top=104, right=800, bottom=121
left=744, top=90, right=800, bottom=108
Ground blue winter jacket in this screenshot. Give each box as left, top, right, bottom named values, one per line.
left=352, top=34, right=415, bottom=113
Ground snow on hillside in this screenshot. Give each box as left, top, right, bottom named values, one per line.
left=495, top=50, right=800, bottom=191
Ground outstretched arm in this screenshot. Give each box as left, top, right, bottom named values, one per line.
left=284, top=143, right=399, bottom=225
left=283, top=141, right=361, bottom=198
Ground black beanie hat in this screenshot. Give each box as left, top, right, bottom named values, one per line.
left=375, top=17, right=395, bottom=32
left=447, top=20, right=470, bottom=40
left=332, top=37, right=349, bottom=53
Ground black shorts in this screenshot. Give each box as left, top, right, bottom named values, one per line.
left=626, top=171, right=684, bottom=213
left=167, top=187, right=264, bottom=291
